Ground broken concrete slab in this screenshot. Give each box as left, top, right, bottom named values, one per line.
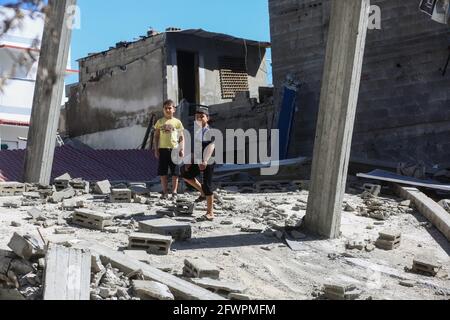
left=139, top=218, right=192, bottom=241
left=7, top=232, right=46, bottom=260
left=132, top=280, right=174, bottom=300
left=71, top=209, right=113, bottom=231
left=94, top=180, right=111, bottom=195
left=43, top=244, right=91, bottom=300
left=73, top=241, right=224, bottom=300
left=396, top=185, right=450, bottom=242
left=49, top=187, right=76, bottom=203
left=183, top=258, right=220, bottom=279
left=123, top=250, right=151, bottom=263
left=189, top=278, right=245, bottom=296
left=61, top=199, right=85, bottom=211
left=106, top=207, right=145, bottom=220
left=128, top=233, right=172, bottom=255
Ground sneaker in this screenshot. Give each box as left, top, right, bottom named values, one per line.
left=194, top=196, right=207, bottom=203
left=160, top=193, right=169, bottom=200
left=171, top=193, right=178, bottom=201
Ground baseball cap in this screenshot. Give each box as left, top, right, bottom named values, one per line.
left=196, top=106, right=210, bottom=116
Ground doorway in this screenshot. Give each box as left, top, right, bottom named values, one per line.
left=176, top=51, right=199, bottom=115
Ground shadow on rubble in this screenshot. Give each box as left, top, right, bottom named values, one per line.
left=409, top=209, right=450, bottom=256
left=171, top=233, right=318, bottom=251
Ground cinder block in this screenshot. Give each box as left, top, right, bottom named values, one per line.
left=138, top=218, right=191, bottom=241
left=128, top=233, right=172, bottom=255
left=54, top=173, right=71, bottom=191
left=0, top=182, right=26, bottom=196
left=110, top=189, right=132, bottom=203
left=378, top=229, right=401, bottom=241
left=412, top=256, right=442, bottom=276
left=71, top=209, right=113, bottom=230
left=183, top=258, right=220, bottom=279
left=375, top=238, right=401, bottom=250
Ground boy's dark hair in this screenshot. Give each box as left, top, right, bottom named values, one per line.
left=163, top=100, right=175, bottom=108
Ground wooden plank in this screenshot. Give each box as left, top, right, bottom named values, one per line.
left=43, top=244, right=91, bottom=300
left=74, top=241, right=226, bottom=300
left=305, top=0, right=370, bottom=238
left=395, top=185, right=450, bottom=242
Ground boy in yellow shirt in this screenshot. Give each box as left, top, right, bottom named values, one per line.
left=153, top=100, right=185, bottom=199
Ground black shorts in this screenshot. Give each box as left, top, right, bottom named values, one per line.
left=181, top=163, right=215, bottom=196
left=158, top=149, right=180, bottom=177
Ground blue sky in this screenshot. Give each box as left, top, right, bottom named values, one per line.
left=69, top=0, right=272, bottom=84
left=0, top=0, right=272, bottom=84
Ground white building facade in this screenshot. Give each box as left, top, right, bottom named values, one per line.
left=0, top=6, right=74, bottom=150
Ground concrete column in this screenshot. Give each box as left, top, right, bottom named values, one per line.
left=23, top=0, right=76, bottom=184
left=305, top=0, right=370, bottom=238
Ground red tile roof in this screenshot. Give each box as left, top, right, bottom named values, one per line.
left=0, top=146, right=158, bottom=182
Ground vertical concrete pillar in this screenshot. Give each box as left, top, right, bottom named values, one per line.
left=305, top=0, right=370, bottom=238
left=23, top=0, right=76, bottom=184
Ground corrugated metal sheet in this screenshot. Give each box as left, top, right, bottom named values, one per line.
left=0, top=146, right=158, bottom=182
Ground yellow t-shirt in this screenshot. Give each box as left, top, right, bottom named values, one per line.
left=154, top=117, right=184, bottom=149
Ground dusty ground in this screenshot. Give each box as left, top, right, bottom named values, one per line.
left=0, top=186, right=449, bottom=300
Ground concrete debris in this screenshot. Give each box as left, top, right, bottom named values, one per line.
left=54, top=227, right=76, bottom=235
left=10, top=221, right=22, bottom=227
left=362, top=184, right=381, bottom=197
left=183, top=258, right=220, bottom=279
left=43, top=245, right=91, bottom=300
left=0, top=182, right=26, bottom=196
left=189, top=278, right=246, bottom=297
left=3, top=201, right=21, bottom=209
left=139, top=218, right=192, bottom=241
left=438, top=199, right=450, bottom=213
left=94, top=180, right=111, bottom=195
left=128, top=233, right=172, bottom=255
left=375, top=229, right=401, bottom=250
left=53, top=173, right=71, bottom=191
left=110, top=189, right=132, bottom=203
left=49, top=187, right=76, bottom=203
left=323, top=283, right=362, bottom=300
left=410, top=256, right=442, bottom=277
left=61, top=199, right=85, bottom=211
left=27, top=208, right=44, bottom=220
left=71, top=209, right=113, bottom=231
left=346, top=240, right=365, bottom=251
left=132, top=280, right=175, bottom=300
left=7, top=233, right=46, bottom=261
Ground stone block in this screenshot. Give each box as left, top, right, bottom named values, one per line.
left=128, top=233, right=172, bottom=255
left=138, top=218, right=191, bottom=241
left=132, top=280, right=174, bottom=300
left=94, top=180, right=111, bottom=195
left=183, top=258, right=220, bottom=279
left=378, top=229, right=402, bottom=241
left=71, top=209, right=113, bottom=231
left=7, top=232, right=46, bottom=260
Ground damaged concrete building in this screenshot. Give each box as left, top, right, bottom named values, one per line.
left=269, top=0, right=450, bottom=167
left=65, top=28, right=271, bottom=150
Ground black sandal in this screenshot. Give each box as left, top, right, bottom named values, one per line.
left=194, top=196, right=207, bottom=203
left=196, top=214, right=214, bottom=222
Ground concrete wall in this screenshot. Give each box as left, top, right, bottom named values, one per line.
left=66, top=34, right=166, bottom=149
left=269, top=0, right=450, bottom=166
left=165, top=33, right=268, bottom=106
